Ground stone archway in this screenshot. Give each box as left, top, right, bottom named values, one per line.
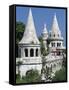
left=25, top=48, right=28, bottom=57
left=36, top=48, right=38, bottom=56
left=30, top=48, right=34, bottom=57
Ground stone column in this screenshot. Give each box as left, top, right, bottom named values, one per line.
left=28, top=48, right=30, bottom=57
left=21, top=48, right=22, bottom=57
left=61, top=41, right=63, bottom=47
left=40, top=48, right=41, bottom=56
left=55, top=42, right=57, bottom=47
left=23, top=48, right=25, bottom=57
left=38, top=49, right=40, bottom=57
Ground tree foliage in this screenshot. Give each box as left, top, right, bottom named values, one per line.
left=52, top=67, right=66, bottom=81
left=16, top=22, right=25, bottom=57
left=16, top=22, right=25, bottom=44
left=16, top=69, right=41, bottom=83
left=25, top=69, right=41, bottom=82
left=62, top=49, right=66, bottom=68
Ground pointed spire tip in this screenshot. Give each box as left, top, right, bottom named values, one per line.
left=44, top=23, right=46, bottom=28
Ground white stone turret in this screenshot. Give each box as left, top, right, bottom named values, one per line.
left=19, top=8, right=40, bottom=44
left=42, top=24, right=48, bottom=39
left=16, top=9, right=66, bottom=80
left=17, top=8, right=42, bottom=77
left=45, top=14, right=66, bottom=77
left=49, top=13, right=64, bottom=54
left=42, top=24, right=48, bottom=50
left=52, top=13, right=60, bottom=33
left=49, top=13, right=63, bottom=40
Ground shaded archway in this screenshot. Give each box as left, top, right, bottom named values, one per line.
left=36, top=49, right=38, bottom=56
left=30, top=48, right=34, bottom=57
left=25, top=48, right=28, bottom=57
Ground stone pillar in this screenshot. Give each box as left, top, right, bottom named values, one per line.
left=23, top=48, right=25, bottom=57
left=61, top=42, right=63, bottom=47
left=38, top=49, right=40, bottom=57
left=40, top=48, right=41, bottom=56
left=21, top=48, right=22, bottom=57
left=55, top=42, right=57, bottom=47
left=28, top=48, right=30, bottom=57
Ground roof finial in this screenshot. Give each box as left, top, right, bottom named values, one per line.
left=52, top=13, right=60, bottom=31
left=54, top=13, right=57, bottom=23
left=43, top=23, right=48, bottom=34
left=44, top=23, right=47, bottom=29
left=29, top=8, right=32, bottom=15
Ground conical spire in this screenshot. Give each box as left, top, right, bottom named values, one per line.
left=43, top=23, right=48, bottom=34
left=19, top=8, right=40, bottom=44
left=51, top=13, right=61, bottom=36
left=52, top=13, right=59, bottom=32
left=42, top=23, right=48, bottom=40
left=26, top=8, right=35, bottom=31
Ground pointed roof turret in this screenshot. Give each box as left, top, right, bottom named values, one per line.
left=43, top=24, right=48, bottom=34
left=42, top=23, right=48, bottom=40
left=19, top=8, right=40, bottom=44
left=50, top=13, right=62, bottom=39
left=52, top=13, right=60, bottom=32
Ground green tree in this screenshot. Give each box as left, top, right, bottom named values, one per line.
left=16, top=69, right=41, bottom=83
left=62, top=49, right=66, bottom=67
left=16, top=22, right=25, bottom=44
left=25, top=69, right=41, bottom=83
left=16, top=22, right=25, bottom=57
left=52, top=67, right=66, bottom=81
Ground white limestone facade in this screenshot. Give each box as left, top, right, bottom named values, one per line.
left=16, top=8, right=42, bottom=78
left=16, top=8, right=66, bottom=80
left=45, top=54, right=63, bottom=77
left=42, top=14, right=65, bottom=77
left=48, top=14, right=64, bottom=53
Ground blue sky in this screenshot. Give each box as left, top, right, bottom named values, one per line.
left=16, top=6, right=66, bottom=46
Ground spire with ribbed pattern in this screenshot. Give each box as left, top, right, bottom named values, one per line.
left=19, top=8, right=40, bottom=44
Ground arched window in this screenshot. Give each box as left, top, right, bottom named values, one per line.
left=51, top=43, right=55, bottom=47
left=57, top=43, right=61, bottom=47
left=25, top=49, right=28, bottom=57
left=53, top=34, right=55, bottom=37
left=30, top=48, right=34, bottom=57
left=36, top=49, right=38, bottom=56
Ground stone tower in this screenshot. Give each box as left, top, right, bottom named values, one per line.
left=18, top=8, right=42, bottom=78
left=45, top=14, right=65, bottom=77
left=42, top=24, right=48, bottom=50
left=49, top=13, right=65, bottom=55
